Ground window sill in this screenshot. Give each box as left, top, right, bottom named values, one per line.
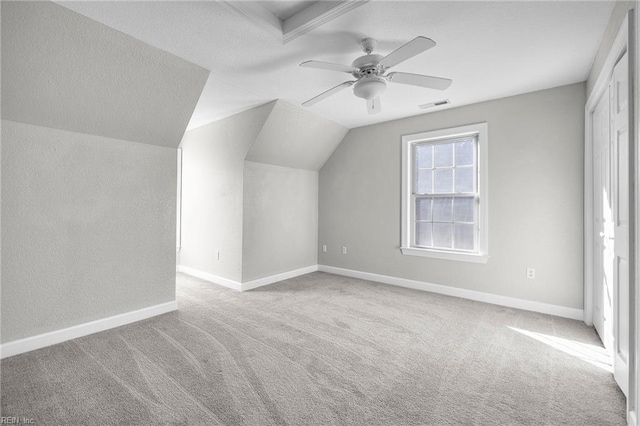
left=400, top=247, right=489, bottom=263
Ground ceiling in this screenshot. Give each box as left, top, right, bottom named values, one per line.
left=57, top=1, right=614, bottom=130
left=261, top=1, right=314, bottom=21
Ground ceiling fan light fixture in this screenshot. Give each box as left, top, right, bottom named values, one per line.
left=300, top=36, right=452, bottom=115
left=353, top=76, right=386, bottom=100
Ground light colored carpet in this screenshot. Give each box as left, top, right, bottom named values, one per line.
left=1, top=271, right=626, bottom=425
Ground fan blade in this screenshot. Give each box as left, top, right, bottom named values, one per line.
left=300, top=60, right=358, bottom=74
left=379, top=37, right=436, bottom=69
left=302, top=81, right=355, bottom=107
left=387, top=72, right=452, bottom=90
left=367, top=97, right=382, bottom=115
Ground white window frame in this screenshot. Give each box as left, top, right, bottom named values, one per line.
left=401, top=122, right=488, bottom=263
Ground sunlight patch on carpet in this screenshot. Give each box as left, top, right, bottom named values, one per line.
left=509, top=326, right=613, bottom=373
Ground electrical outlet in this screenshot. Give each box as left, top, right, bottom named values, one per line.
left=526, top=268, right=535, bottom=279
left=322, top=245, right=327, bottom=253
left=341, top=246, right=347, bottom=255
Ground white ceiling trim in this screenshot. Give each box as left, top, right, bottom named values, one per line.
left=220, top=0, right=368, bottom=44
left=282, top=1, right=368, bottom=43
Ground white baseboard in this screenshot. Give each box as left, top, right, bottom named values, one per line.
left=629, top=410, right=637, bottom=426
left=0, top=301, right=177, bottom=359
left=177, top=265, right=243, bottom=291
left=177, top=264, right=319, bottom=291
left=242, top=265, right=319, bottom=291
left=318, top=265, right=584, bottom=321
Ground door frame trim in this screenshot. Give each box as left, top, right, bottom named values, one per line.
left=584, top=9, right=637, bottom=423
left=584, top=14, right=629, bottom=327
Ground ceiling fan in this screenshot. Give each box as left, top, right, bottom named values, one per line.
left=300, top=36, right=452, bottom=115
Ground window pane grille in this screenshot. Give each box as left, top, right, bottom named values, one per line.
left=432, top=197, right=453, bottom=222
left=453, top=197, right=474, bottom=222
left=454, top=223, right=474, bottom=250
left=416, top=170, right=433, bottom=193
left=455, top=140, right=474, bottom=165
left=412, top=136, right=478, bottom=252
left=434, top=168, right=453, bottom=193
left=454, top=167, right=474, bottom=193
left=416, top=145, right=433, bottom=169
left=415, top=198, right=432, bottom=221
left=416, top=222, right=432, bottom=246
left=432, top=223, right=453, bottom=248
left=434, top=143, right=453, bottom=167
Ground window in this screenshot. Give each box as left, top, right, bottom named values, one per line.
left=401, top=123, right=488, bottom=263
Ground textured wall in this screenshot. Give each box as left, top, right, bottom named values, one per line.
left=179, top=103, right=274, bottom=282
left=242, top=161, right=318, bottom=282
left=0, top=1, right=209, bottom=344
left=1, top=1, right=208, bottom=148
left=1, top=121, right=177, bottom=342
left=319, top=83, right=585, bottom=309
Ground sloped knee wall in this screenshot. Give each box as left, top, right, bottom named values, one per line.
left=179, top=100, right=347, bottom=284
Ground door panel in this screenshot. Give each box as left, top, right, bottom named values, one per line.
left=593, top=85, right=612, bottom=350
left=612, top=51, right=629, bottom=397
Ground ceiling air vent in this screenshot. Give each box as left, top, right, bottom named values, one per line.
left=419, top=99, right=450, bottom=109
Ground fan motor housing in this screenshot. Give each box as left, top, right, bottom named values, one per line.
left=353, top=76, right=387, bottom=100
left=351, top=54, right=384, bottom=77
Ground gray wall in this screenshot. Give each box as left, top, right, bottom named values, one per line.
left=1, top=121, right=177, bottom=342
left=586, top=0, right=634, bottom=99
left=319, top=83, right=585, bottom=309
left=1, top=1, right=208, bottom=148
left=179, top=100, right=344, bottom=283
left=1, top=2, right=207, bottom=343
left=242, top=161, right=318, bottom=281
left=178, top=103, right=274, bottom=282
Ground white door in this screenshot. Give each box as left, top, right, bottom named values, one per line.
left=592, top=51, right=629, bottom=397
left=612, top=51, right=630, bottom=396
left=593, top=85, right=613, bottom=351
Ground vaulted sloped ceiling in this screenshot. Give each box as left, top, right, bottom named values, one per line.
left=55, top=1, right=614, bottom=130
left=1, top=1, right=209, bottom=148
left=246, top=100, right=348, bottom=171
left=183, top=98, right=347, bottom=172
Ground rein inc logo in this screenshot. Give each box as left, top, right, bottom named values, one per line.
left=1, top=418, right=34, bottom=424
